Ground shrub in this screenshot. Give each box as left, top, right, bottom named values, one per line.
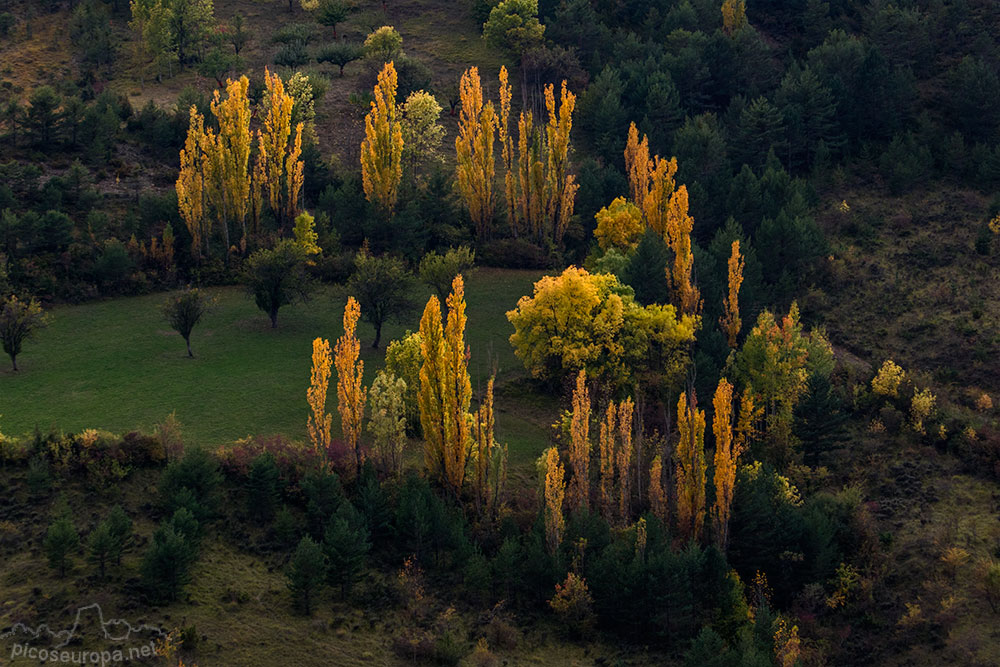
left=549, top=572, right=595, bottom=636
left=871, top=359, right=905, bottom=398
left=479, top=238, right=550, bottom=269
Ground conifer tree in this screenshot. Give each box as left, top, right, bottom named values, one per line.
left=455, top=67, right=497, bottom=242
left=675, top=391, right=706, bottom=543
left=360, top=61, right=403, bottom=218
left=335, top=298, right=367, bottom=476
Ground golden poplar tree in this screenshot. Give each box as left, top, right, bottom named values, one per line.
left=648, top=455, right=667, bottom=524
left=335, top=297, right=368, bottom=476
left=176, top=107, right=208, bottom=257
left=455, top=67, right=497, bottom=242
left=675, top=391, right=706, bottom=543
left=307, top=337, right=333, bottom=465
left=544, top=81, right=579, bottom=246
left=544, top=446, right=566, bottom=556
left=720, top=240, right=744, bottom=348
left=599, top=402, right=617, bottom=523
left=711, top=378, right=740, bottom=551
left=641, top=155, right=677, bottom=238
left=616, top=398, right=634, bottom=523
left=473, top=376, right=500, bottom=517
left=624, top=122, right=649, bottom=211
left=257, top=68, right=305, bottom=229
left=418, top=276, right=473, bottom=498
left=498, top=66, right=518, bottom=238
left=568, top=369, right=590, bottom=513
left=722, top=0, right=748, bottom=35
left=360, top=61, right=404, bottom=218
left=203, top=75, right=252, bottom=256
left=516, top=110, right=546, bottom=239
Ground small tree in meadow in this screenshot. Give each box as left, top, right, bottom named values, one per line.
left=0, top=294, right=47, bottom=371
left=163, top=287, right=212, bottom=358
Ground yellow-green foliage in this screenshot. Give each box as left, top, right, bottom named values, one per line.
left=910, top=388, right=936, bottom=434
left=506, top=266, right=698, bottom=389
left=594, top=197, right=643, bottom=251
left=872, top=359, right=905, bottom=397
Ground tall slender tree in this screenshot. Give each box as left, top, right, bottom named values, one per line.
left=176, top=107, right=208, bottom=257
left=543, top=446, right=565, bottom=557
left=720, top=240, right=744, bottom=348
left=307, top=337, right=333, bottom=464
left=455, top=67, right=497, bottom=242
left=335, top=297, right=367, bottom=476
left=675, top=390, right=706, bottom=543
left=257, top=68, right=305, bottom=231
left=616, top=398, right=634, bottom=523
left=498, top=66, right=518, bottom=237
left=360, top=62, right=403, bottom=218
left=711, top=378, right=739, bottom=551
left=568, top=369, right=590, bottom=513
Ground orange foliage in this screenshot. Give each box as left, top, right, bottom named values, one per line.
left=335, top=297, right=367, bottom=476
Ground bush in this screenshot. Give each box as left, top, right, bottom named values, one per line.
left=159, top=447, right=222, bottom=521
left=478, top=238, right=551, bottom=269
left=274, top=41, right=311, bottom=68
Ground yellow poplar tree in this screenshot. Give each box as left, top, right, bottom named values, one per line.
left=675, top=391, right=706, bottom=543
left=473, top=376, right=501, bottom=517
left=455, top=67, right=497, bottom=242
left=498, top=66, right=518, bottom=238
left=711, top=378, right=739, bottom=551
left=648, top=455, right=667, bottom=524
left=543, top=81, right=579, bottom=246
left=568, top=369, right=590, bottom=513
left=176, top=107, right=208, bottom=257
left=624, top=122, right=649, bottom=211
left=616, top=398, right=634, bottom=523
left=720, top=240, right=744, bottom=348
left=665, top=185, right=700, bottom=315
left=335, top=297, right=368, bottom=476
left=360, top=61, right=403, bottom=218
left=257, top=68, right=305, bottom=229
left=418, top=276, right=472, bottom=498
left=599, top=402, right=616, bottom=523
left=203, top=76, right=252, bottom=256
left=642, top=155, right=678, bottom=238
left=722, top=0, right=748, bottom=35
left=544, top=446, right=566, bottom=556
left=307, top=337, right=333, bottom=465
left=516, top=110, right=546, bottom=239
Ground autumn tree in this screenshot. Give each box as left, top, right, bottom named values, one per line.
left=335, top=297, right=368, bottom=476
left=257, top=68, right=305, bottom=230
left=176, top=107, right=208, bottom=257
left=624, top=123, right=649, bottom=210
left=455, top=67, right=497, bottom=242
left=368, top=371, right=407, bottom=478
left=616, top=398, right=634, bottom=522
left=401, top=90, right=445, bottom=181
left=507, top=266, right=698, bottom=391
left=0, top=294, right=47, bottom=371
left=720, top=240, right=744, bottom=348
left=711, top=378, right=740, bottom=551
left=648, top=455, right=667, bottom=524
left=543, top=446, right=565, bottom=556
left=307, top=337, right=333, bottom=464
left=498, top=66, right=518, bottom=237
left=722, top=0, right=748, bottom=36
left=568, top=370, right=591, bottom=513
left=473, top=376, right=506, bottom=518
left=675, top=390, right=706, bottom=543
left=418, top=276, right=472, bottom=498
left=360, top=61, right=403, bottom=218
left=598, top=403, right=616, bottom=522
left=162, top=287, right=211, bottom=358
left=594, top=196, right=643, bottom=251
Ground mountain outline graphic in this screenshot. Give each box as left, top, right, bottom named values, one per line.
left=0, top=603, right=167, bottom=649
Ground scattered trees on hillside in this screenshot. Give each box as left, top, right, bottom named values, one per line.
left=1, top=294, right=47, bottom=372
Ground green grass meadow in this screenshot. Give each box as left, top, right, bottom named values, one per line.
left=0, top=268, right=554, bottom=465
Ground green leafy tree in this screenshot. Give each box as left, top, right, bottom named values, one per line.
left=197, top=46, right=242, bottom=87
left=227, top=13, right=252, bottom=54
left=401, top=90, right=445, bottom=180
left=317, top=41, right=363, bottom=77
left=483, top=0, right=544, bottom=59
left=418, top=246, right=474, bottom=306
left=44, top=516, right=80, bottom=578
left=363, top=25, right=402, bottom=61
left=287, top=536, right=326, bottom=614
left=162, top=287, right=211, bottom=358
left=1, top=294, right=48, bottom=372
left=385, top=331, right=422, bottom=433
left=244, top=239, right=313, bottom=328
left=367, top=371, right=407, bottom=477
left=347, top=249, right=416, bottom=348
left=168, top=0, right=214, bottom=64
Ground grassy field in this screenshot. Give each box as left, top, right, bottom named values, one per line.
left=0, top=268, right=556, bottom=466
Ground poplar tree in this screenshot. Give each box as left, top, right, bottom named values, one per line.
left=720, top=240, right=744, bottom=348
left=360, top=61, right=403, bottom=218
left=176, top=107, right=208, bottom=257
left=335, top=297, right=367, bottom=476
left=455, top=67, right=497, bottom=241
left=675, top=391, right=706, bottom=543
left=711, top=378, right=738, bottom=551
left=568, top=369, right=590, bottom=513
left=257, top=68, right=305, bottom=230
left=307, top=337, right=333, bottom=464
left=616, top=398, right=634, bottom=522
left=543, top=446, right=565, bottom=556
left=203, top=75, right=252, bottom=255
left=598, top=402, right=616, bottom=523
left=648, top=455, right=667, bottom=524
left=498, top=66, right=518, bottom=237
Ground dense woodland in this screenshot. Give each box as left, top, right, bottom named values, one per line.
left=1, top=0, right=1000, bottom=664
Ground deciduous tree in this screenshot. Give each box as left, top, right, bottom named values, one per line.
left=360, top=62, right=404, bottom=218
left=162, top=287, right=211, bottom=357
left=347, top=249, right=417, bottom=349
left=335, top=297, right=368, bottom=476
left=711, top=378, right=739, bottom=551
left=307, top=336, right=333, bottom=462
left=244, top=239, right=312, bottom=327
left=257, top=68, right=305, bottom=229
left=368, top=371, right=407, bottom=478
left=568, top=369, right=590, bottom=513
left=543, top=446, right=565, bottom=556
left=1, top=294, right=47, bottom=371
left=720, top=240, right=744, bottom=348
left=675, top=390, right=706, bottom=543
left=455, top=67, right=497, bottom=241
left=418, top=246, right=475, bottom=307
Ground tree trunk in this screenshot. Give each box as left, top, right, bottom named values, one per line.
left=372, top=322, right=382, bottom=349
left=9, top=353, right=16, bottom=372
left=185, top=337, right=194, bottom=358
left=270, top=306, right=279, bottom=328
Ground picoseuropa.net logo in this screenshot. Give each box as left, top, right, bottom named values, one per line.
left=1, top=602, right=168, bottom=665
